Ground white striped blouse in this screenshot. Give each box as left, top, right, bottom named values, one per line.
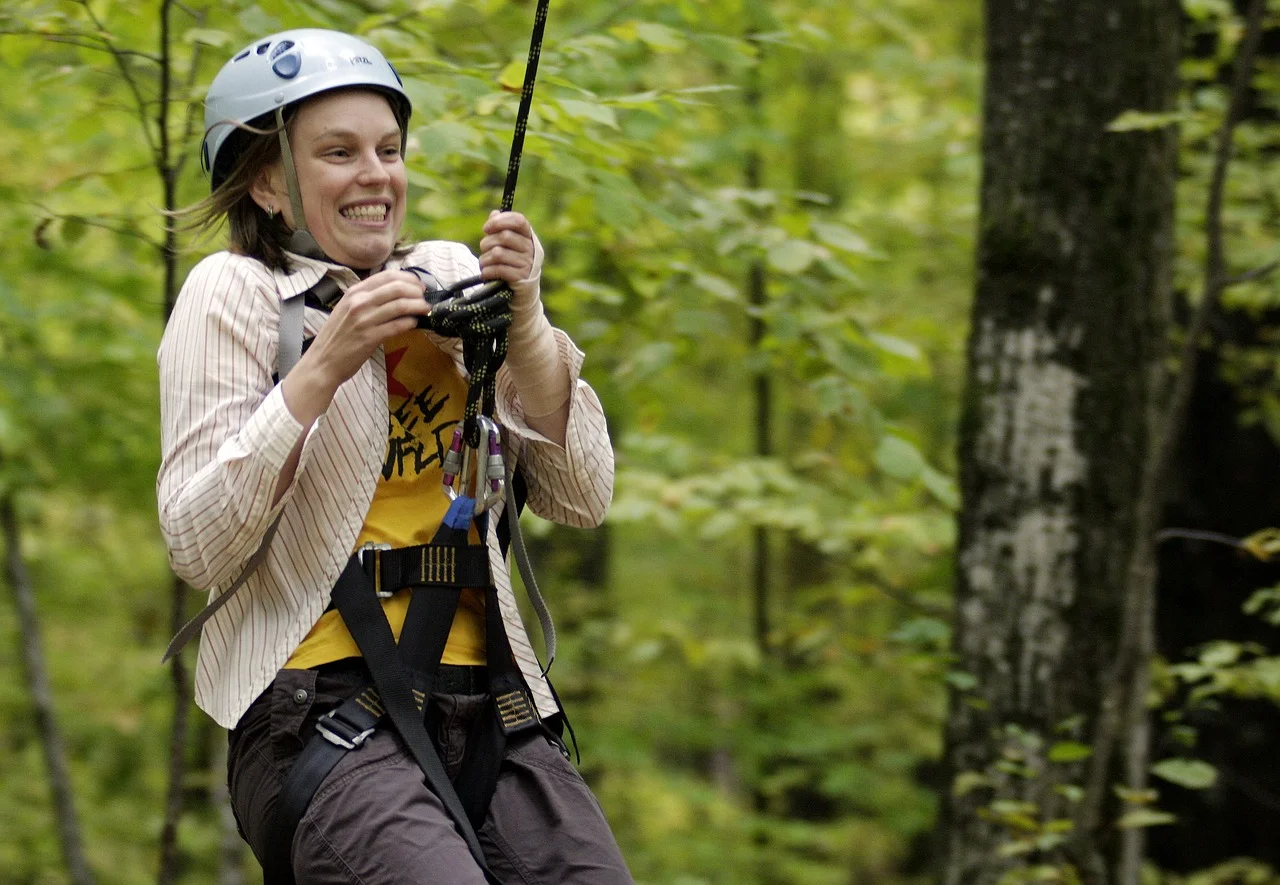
left=157, top=240, right=614, bottom=729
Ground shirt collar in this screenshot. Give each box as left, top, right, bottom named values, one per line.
left=270, top=249, right=412, bottom=301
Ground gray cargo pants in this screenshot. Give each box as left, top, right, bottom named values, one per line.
left=228, top=666, right=634, bottom=885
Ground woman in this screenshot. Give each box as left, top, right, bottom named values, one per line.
left=158, top=28, right=631, bottom=885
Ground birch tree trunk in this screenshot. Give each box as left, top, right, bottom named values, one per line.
left=941, top=2, right=1181, bottom=883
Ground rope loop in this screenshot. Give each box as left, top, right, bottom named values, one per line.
left=409, top=272, right=512, bottom=447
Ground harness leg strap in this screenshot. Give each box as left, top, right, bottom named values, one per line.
left=263, top=686, right=387, bottom=885
left=328, top=559, right=498, bottom=881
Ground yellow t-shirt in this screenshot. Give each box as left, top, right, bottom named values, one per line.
left=285, top=330, right=486, bottom=669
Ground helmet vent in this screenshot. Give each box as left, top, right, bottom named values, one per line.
left=233, top=49, right=250, bottom=62
left=270, top=40, right=295, bottom=59
left=255, top=41, right=271, bottom=55
left=272, top=53, right=302, bottom=79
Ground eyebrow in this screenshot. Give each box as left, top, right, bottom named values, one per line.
left=311, top=127, right=402, bottom=143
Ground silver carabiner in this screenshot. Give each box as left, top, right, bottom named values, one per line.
left=441, top=426, right=465, bottom=500
left=474, top=416, right=506, bottom=513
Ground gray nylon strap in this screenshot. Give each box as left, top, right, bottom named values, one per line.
left=278, top=293, right=305, bottom=379
left=275, top=107, right=307, bottom=233
left=163, top=290, right=303, bottom=662
left=163, top=512, right=284, bottom=662
left=503, top=432, right=556, bottom=673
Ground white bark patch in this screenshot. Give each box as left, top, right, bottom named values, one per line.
left=963, top=320, right=1089, bottom=707
left=973, top=320, right=1087, bottom=493
left=961, top=508, right=1079, bottom=709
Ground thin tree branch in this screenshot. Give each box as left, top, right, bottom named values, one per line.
left=157, top=3, right=197, bottom=883
left=48, top=163, right=155, bottom=189
left=1221, top=766, right=1280, bottom=813
left=868, top=580, right=952, bottom=621
left=1082, top=3, right=1269, bottom=883
left=0, top=29, right=160, bottom=62
left=1223, top=258, right=1280, bottom=287
left=1153, top=527, right=1246, bottom=548
left=72, top=0, right=161, bottom=164
left=31, top=211, right=162, bottom=249
left=156, top=0, right=194, bottom=879
left=567, top=0, right=640, bottom=39
left=174, top=39, right=206, bottom=181
left=157, top=572, right=193, bottom=885
left=1, top=491, right=96, bottom=885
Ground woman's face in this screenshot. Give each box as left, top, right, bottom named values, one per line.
left=261, top=89, right=407, bottom=270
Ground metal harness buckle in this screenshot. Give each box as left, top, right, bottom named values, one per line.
left=359, top=542, right=394, bottom=598
left=316, top=710, right=376, bottom=750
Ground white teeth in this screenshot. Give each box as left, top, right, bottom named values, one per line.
left=341, top=204, right=387, bottom=221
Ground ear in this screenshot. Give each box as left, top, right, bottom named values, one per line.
left=249, top=163, right=287, bottom=220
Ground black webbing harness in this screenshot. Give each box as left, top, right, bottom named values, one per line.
left=263, top=481, right=546, bottom=885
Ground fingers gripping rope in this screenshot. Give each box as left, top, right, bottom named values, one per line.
left=407, top=272, right=512, bottom=448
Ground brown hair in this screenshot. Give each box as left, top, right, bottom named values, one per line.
left=175, top=116, right=296, bottom=271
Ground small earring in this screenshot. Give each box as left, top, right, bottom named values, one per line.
left=266, top=205, right=276, bottom=220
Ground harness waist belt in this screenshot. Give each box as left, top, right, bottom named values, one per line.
left=358, top=543, right=491, bottom=597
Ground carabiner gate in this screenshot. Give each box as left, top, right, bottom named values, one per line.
left=474, top=416, right=505, bottom=513
left=441, top=426, right=465, bottom=500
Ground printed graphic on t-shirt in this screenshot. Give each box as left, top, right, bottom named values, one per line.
left=382, top=342, right=463, bottom=482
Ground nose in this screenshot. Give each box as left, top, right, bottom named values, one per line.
left=356, top=146, right=391, bottom=185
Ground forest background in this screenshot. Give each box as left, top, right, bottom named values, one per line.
left=3, top=0, right=1280, bottom=884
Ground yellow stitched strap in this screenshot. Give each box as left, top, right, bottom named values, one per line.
left=354, top=687, right=386, bottom=719
left=495, top=690, right=536, bottom=732
left=422, top=545, right=457, bottom=584
left=353, top=687, right=427, bottom=716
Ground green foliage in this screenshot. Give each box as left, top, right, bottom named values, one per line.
left=1150, top=759, right=1218, bottom=791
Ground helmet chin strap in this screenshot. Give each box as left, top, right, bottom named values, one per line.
left=274, top=107, right=335, bottom=272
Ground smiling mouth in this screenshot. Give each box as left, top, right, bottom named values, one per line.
left=340, top=204, right=389, bottom=222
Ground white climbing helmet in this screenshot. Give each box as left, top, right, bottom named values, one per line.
left=201, top=28, right=411, bottom=190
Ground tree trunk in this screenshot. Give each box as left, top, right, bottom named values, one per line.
left=1, top=493, right=96, bottom=885
left=941, top=2, right=1180, bottom=884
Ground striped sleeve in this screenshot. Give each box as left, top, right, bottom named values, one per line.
left=495, top=334, right=614, bottom=529
left=156, top=253, right=311, bottom=590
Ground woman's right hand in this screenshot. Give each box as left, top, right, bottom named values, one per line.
left=281, top=270, right=431, bottom=426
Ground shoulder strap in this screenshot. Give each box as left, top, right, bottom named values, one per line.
left=278, top=292, right=306, bottom=379
left=163, top=514, right=284, bottom=662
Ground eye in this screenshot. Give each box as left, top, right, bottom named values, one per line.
left=324, top=147, right=351, bottom=159
left=381, top=145, right=402, bottom=159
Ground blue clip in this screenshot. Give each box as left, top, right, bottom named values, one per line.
left=444, top=495, right=476, bottom=531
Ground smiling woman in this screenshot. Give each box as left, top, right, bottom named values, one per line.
left=158, top=28, right=630, bottom=885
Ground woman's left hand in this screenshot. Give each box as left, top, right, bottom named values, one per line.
left=479, top=210, right=544, bottom=309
